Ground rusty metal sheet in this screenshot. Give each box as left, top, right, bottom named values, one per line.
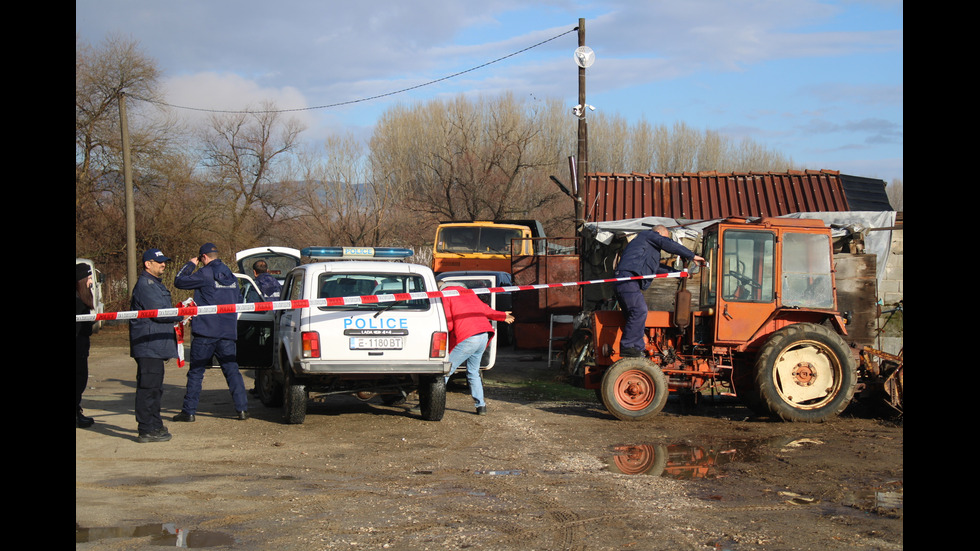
left=512, top=255, right=582, bottom=320
left=510, top=238, right=582, bottom=321
left=584, top=170, right=851, bottom=222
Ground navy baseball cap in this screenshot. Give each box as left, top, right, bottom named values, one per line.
left=142, top=249, right=171, bottom=263
left=199, top=243, right=219, bottom=256
left=76, top=263, right=91, bottom=282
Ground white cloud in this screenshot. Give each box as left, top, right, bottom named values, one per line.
left=162, top=72, right=315, bottom=131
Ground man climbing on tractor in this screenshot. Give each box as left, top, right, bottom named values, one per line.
left=614, top=225, right=705, bottom=357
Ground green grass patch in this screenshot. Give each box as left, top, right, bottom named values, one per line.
left=483, top=378, right=596, bottom=402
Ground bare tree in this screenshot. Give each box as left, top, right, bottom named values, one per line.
left=76, top=34, right=194, bottom=310
left=198, top=103, right=306, bottom=250
left=587, top=118, right=793, bottom=174
left=886, top=178, right=903, bottom=211
left=292, top=134, right=398, bottom=247
left=76, top=34, right=174, bottom=253
left=370, top=93, right=563, bottom=227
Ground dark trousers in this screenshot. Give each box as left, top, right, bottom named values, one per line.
left=135, top=357, right=166, bottom=434
left=180, top=337, right=248, bottom=415
left=76, top=336, right=90, bottom=413
left=615, top=279, right=648, bottom=352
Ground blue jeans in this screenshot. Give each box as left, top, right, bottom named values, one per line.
left=446, top=332, right=489, bottom=407
left=180, top=337, right=249, bottom=415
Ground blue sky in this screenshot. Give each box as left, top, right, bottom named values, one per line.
left=76, top=0, right=903, bottom=184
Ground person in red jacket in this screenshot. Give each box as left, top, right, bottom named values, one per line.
left=439, top=282, right=515, bottom=415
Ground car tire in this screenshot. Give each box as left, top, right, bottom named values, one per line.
left=417, top=375, right=446, bottom=421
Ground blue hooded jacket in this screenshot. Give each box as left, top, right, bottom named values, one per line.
left=615, top=230, right=696, bottom=289
left=255, top=272, right=282, bottom=300
left=174, top=258, right=240, bottom=340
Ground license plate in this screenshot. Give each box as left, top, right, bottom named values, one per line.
left=350, top=337, right=404, bottom=350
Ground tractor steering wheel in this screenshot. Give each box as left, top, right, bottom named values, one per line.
left=729, top=270, right=762, bottom=289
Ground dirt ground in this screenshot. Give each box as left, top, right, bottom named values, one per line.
left=76, top=325, right=903, bottom=550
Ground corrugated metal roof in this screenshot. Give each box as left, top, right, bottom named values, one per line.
left=838, top=174, right=894, bottom=211
left=583, top=170, right=867, bottom=222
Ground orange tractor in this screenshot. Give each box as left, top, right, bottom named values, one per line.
left=562, top=217, right=861, bottom=422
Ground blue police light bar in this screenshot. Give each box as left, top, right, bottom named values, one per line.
left=301, top=247, right=415, bottom=259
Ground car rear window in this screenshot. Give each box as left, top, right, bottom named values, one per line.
left=316, top=273, right=432, bottom=311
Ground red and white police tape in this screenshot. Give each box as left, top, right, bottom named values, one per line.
left=75, top=271, right=689, bottom=323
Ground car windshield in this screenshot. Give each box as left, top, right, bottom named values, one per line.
left=436, top=227, right=524, bottom=254
left=316, top=273, right=432, bottom=311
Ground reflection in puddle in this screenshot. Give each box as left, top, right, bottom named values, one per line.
left=75, top=522, right=235, bottom=548
left=875, top=490, right=903, bottom=509
left=843, top=487, right=904, bottom=512
left=608, top=443, right=737, bottom=478
left=607, top=439, right=903, bottom=514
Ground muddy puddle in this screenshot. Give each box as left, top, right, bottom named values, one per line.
left=606, top=436, right=903, bottom=514
left=75, top=522, right=235, bottom=548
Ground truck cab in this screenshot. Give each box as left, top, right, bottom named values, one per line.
left=432, top=220, right=541, bottom=274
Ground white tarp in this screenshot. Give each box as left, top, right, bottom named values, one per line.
left=582, top=211, right=897, bottom=282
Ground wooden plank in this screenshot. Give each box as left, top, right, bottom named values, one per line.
left=833, top=253, right=878, bottom=349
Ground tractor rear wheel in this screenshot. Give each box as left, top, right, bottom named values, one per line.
left=600, top=358, right=669, bottom=421
left=752, top=323, right=856, bottom=422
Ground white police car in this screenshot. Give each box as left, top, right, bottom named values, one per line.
left=254, top=247, right=451, bottom=423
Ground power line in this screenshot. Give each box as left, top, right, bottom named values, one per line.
left=134, top=27, right=578, bottom=115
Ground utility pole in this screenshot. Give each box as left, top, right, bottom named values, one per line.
left=574, top=18, right=592, bottom=235
left=119, top=91, right=137, bottom=294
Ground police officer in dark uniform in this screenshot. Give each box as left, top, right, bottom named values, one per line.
left=76, top=263, right=95, bottom=428
left=252, top=259, right=282, bottom=300
left=172, top=243, right=249, bottom=421
left=130, top=248, right=182, bottom=442
left=614, top=225, right=704, bottom=357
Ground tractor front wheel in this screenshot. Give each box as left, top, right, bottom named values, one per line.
left=600, top=358, right=669, bottom=421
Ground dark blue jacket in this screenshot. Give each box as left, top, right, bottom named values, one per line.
left=130, top=271, right=181, bottom=359
left=174, top=259, right=240, bottom=340
left=615, top=230, right=696, bottom=289
left=255, top=272, right=282, bottom=300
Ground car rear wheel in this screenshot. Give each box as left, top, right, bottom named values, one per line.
left=417, top=375, right=446, bottom=421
